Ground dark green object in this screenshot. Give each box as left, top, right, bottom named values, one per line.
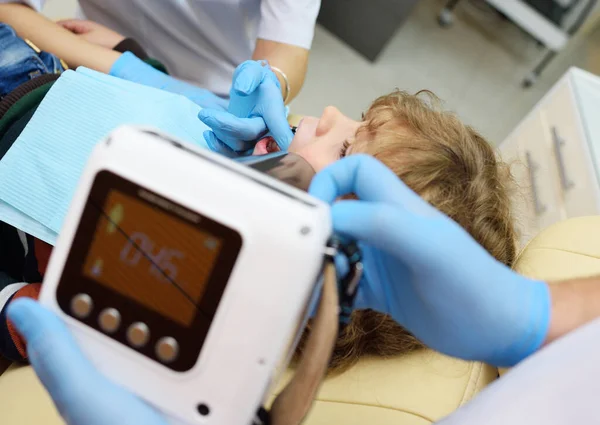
left=144, top=58, right=169, bottom=75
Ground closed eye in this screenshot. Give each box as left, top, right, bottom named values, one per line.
left=339, top=140, right=350, bottom=159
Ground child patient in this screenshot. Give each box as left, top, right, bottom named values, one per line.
left=0, top=89, right=516, bottom=371
left=0, top=7, right=516, bottom=371
left=282, top=91, right=516, bottom=372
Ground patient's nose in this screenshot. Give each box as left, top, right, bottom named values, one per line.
left=316, top=106, right=344, bottom=137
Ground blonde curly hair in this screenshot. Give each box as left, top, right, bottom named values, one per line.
left=296, top=90, right=517, bottom=374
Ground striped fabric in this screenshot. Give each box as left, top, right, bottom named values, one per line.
left=0, top=33, right=166, bottom=363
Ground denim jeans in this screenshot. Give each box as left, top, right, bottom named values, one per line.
left=0, top=24, right=64, bottom=99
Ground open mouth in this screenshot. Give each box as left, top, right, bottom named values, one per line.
left=253, top=136, right=281, bottom=156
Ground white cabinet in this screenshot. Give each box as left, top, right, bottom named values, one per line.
left=499, top=68, right=600, bottom=247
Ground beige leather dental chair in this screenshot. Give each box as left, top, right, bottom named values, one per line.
left=2, top=216, right=600, bottom=425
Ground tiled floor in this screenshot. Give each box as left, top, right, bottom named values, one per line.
left=43, top=0, right=600, bottom=145
left=293, top=0, right=600, bottom=145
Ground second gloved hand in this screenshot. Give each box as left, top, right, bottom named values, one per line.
left=198, top=60, right=293, bottom=157
left=309, top=155, right=551, bottom=367
left=7, top=299, right=167, bottom=425
left=110, top=52, right=227, bottom=111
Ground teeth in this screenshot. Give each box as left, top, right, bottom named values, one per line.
left=267, top=138, right=279, bottom=152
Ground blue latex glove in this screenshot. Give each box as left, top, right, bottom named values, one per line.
left=110, top=52, right=227, bottom=111
left=309, top=155, right=551, bottom=367
left=198, top=60, right=293, bottom=157
left=7, top=299, right=167, bottom=425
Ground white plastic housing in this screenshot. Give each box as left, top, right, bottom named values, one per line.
left=39, top=126, right=332, bottom=425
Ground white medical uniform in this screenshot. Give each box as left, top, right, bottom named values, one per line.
left=440, top=317, right=600, bottom=424
left=7, top=0, right=320, bottom=96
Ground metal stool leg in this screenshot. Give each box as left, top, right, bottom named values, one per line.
left=438, top=0, right=463, bottom=27
left=523, top=51, right=557, bottom=88
left=522, top=0, right=598, bottom=87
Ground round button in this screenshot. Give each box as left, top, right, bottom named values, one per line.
left=70, top=294, right=93, bottom=319
left=98, top=308, right=121, bottom=334
left=155, top=337, right=179, bottom=363
left=127, top=322, right=150, bottom=348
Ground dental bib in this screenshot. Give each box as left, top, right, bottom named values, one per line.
left=0, top=68, right=210, bottom=244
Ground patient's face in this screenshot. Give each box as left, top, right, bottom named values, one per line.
left=253, top=107, right=361, bottom=172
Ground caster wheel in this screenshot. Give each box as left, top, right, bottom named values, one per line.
left=438, top=8, right=454, bottom=27
left=522, top=73, right=537, bottom=88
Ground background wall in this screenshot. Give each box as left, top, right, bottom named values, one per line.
left=41, top=0, right=600, bottom=145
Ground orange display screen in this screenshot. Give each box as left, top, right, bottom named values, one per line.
left=83, top=190, right=222, bottom=327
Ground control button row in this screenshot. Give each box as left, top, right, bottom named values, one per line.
left=70, top=293, right=179, bottom=363
left=71, top=293, right=93, bottom=319
left=127, top=322, right=150, bottom=347
left=99, top=308, right=120, bottom=334
left=156, top=337, right=179, bottom=363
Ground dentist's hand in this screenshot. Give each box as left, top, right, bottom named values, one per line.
left=198, top=60, right=293, bottom=157
left=110, top=52, right=228, bottom=111
left=310, top=155, right=551, bottom=367
left=7, top=299, right=167, bottom=425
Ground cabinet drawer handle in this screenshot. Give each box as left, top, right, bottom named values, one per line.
left=551, top=127, right=574, bottom=191
left=525, top=151, right=547, bottom=216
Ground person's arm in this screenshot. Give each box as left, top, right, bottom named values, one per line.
left=0, top=5, right=226, bottom=109
left=545, top=276, right=600, bottom=345
left=252, top=39, right=308, bottom=103
left=0, top=3, right=120, bottom=73
left=253, top=0, right=320, bottom=103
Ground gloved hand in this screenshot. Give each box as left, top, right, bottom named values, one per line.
left=198, top=60, right=293, bottom=157
left=309, top=155, right=551, bottom=367
left=110, top=52, right=227, bottom=111
left=7, top=299, right=167, bottom=425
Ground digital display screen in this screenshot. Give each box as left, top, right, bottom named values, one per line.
left=83, top=190, right=223, bottom=327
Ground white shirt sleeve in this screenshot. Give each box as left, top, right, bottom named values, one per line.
left=438, top=317, right=600, bottom=425
left=257, top=0, right=320, bottom=49
left=0, top=0, right=45, bottom=10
